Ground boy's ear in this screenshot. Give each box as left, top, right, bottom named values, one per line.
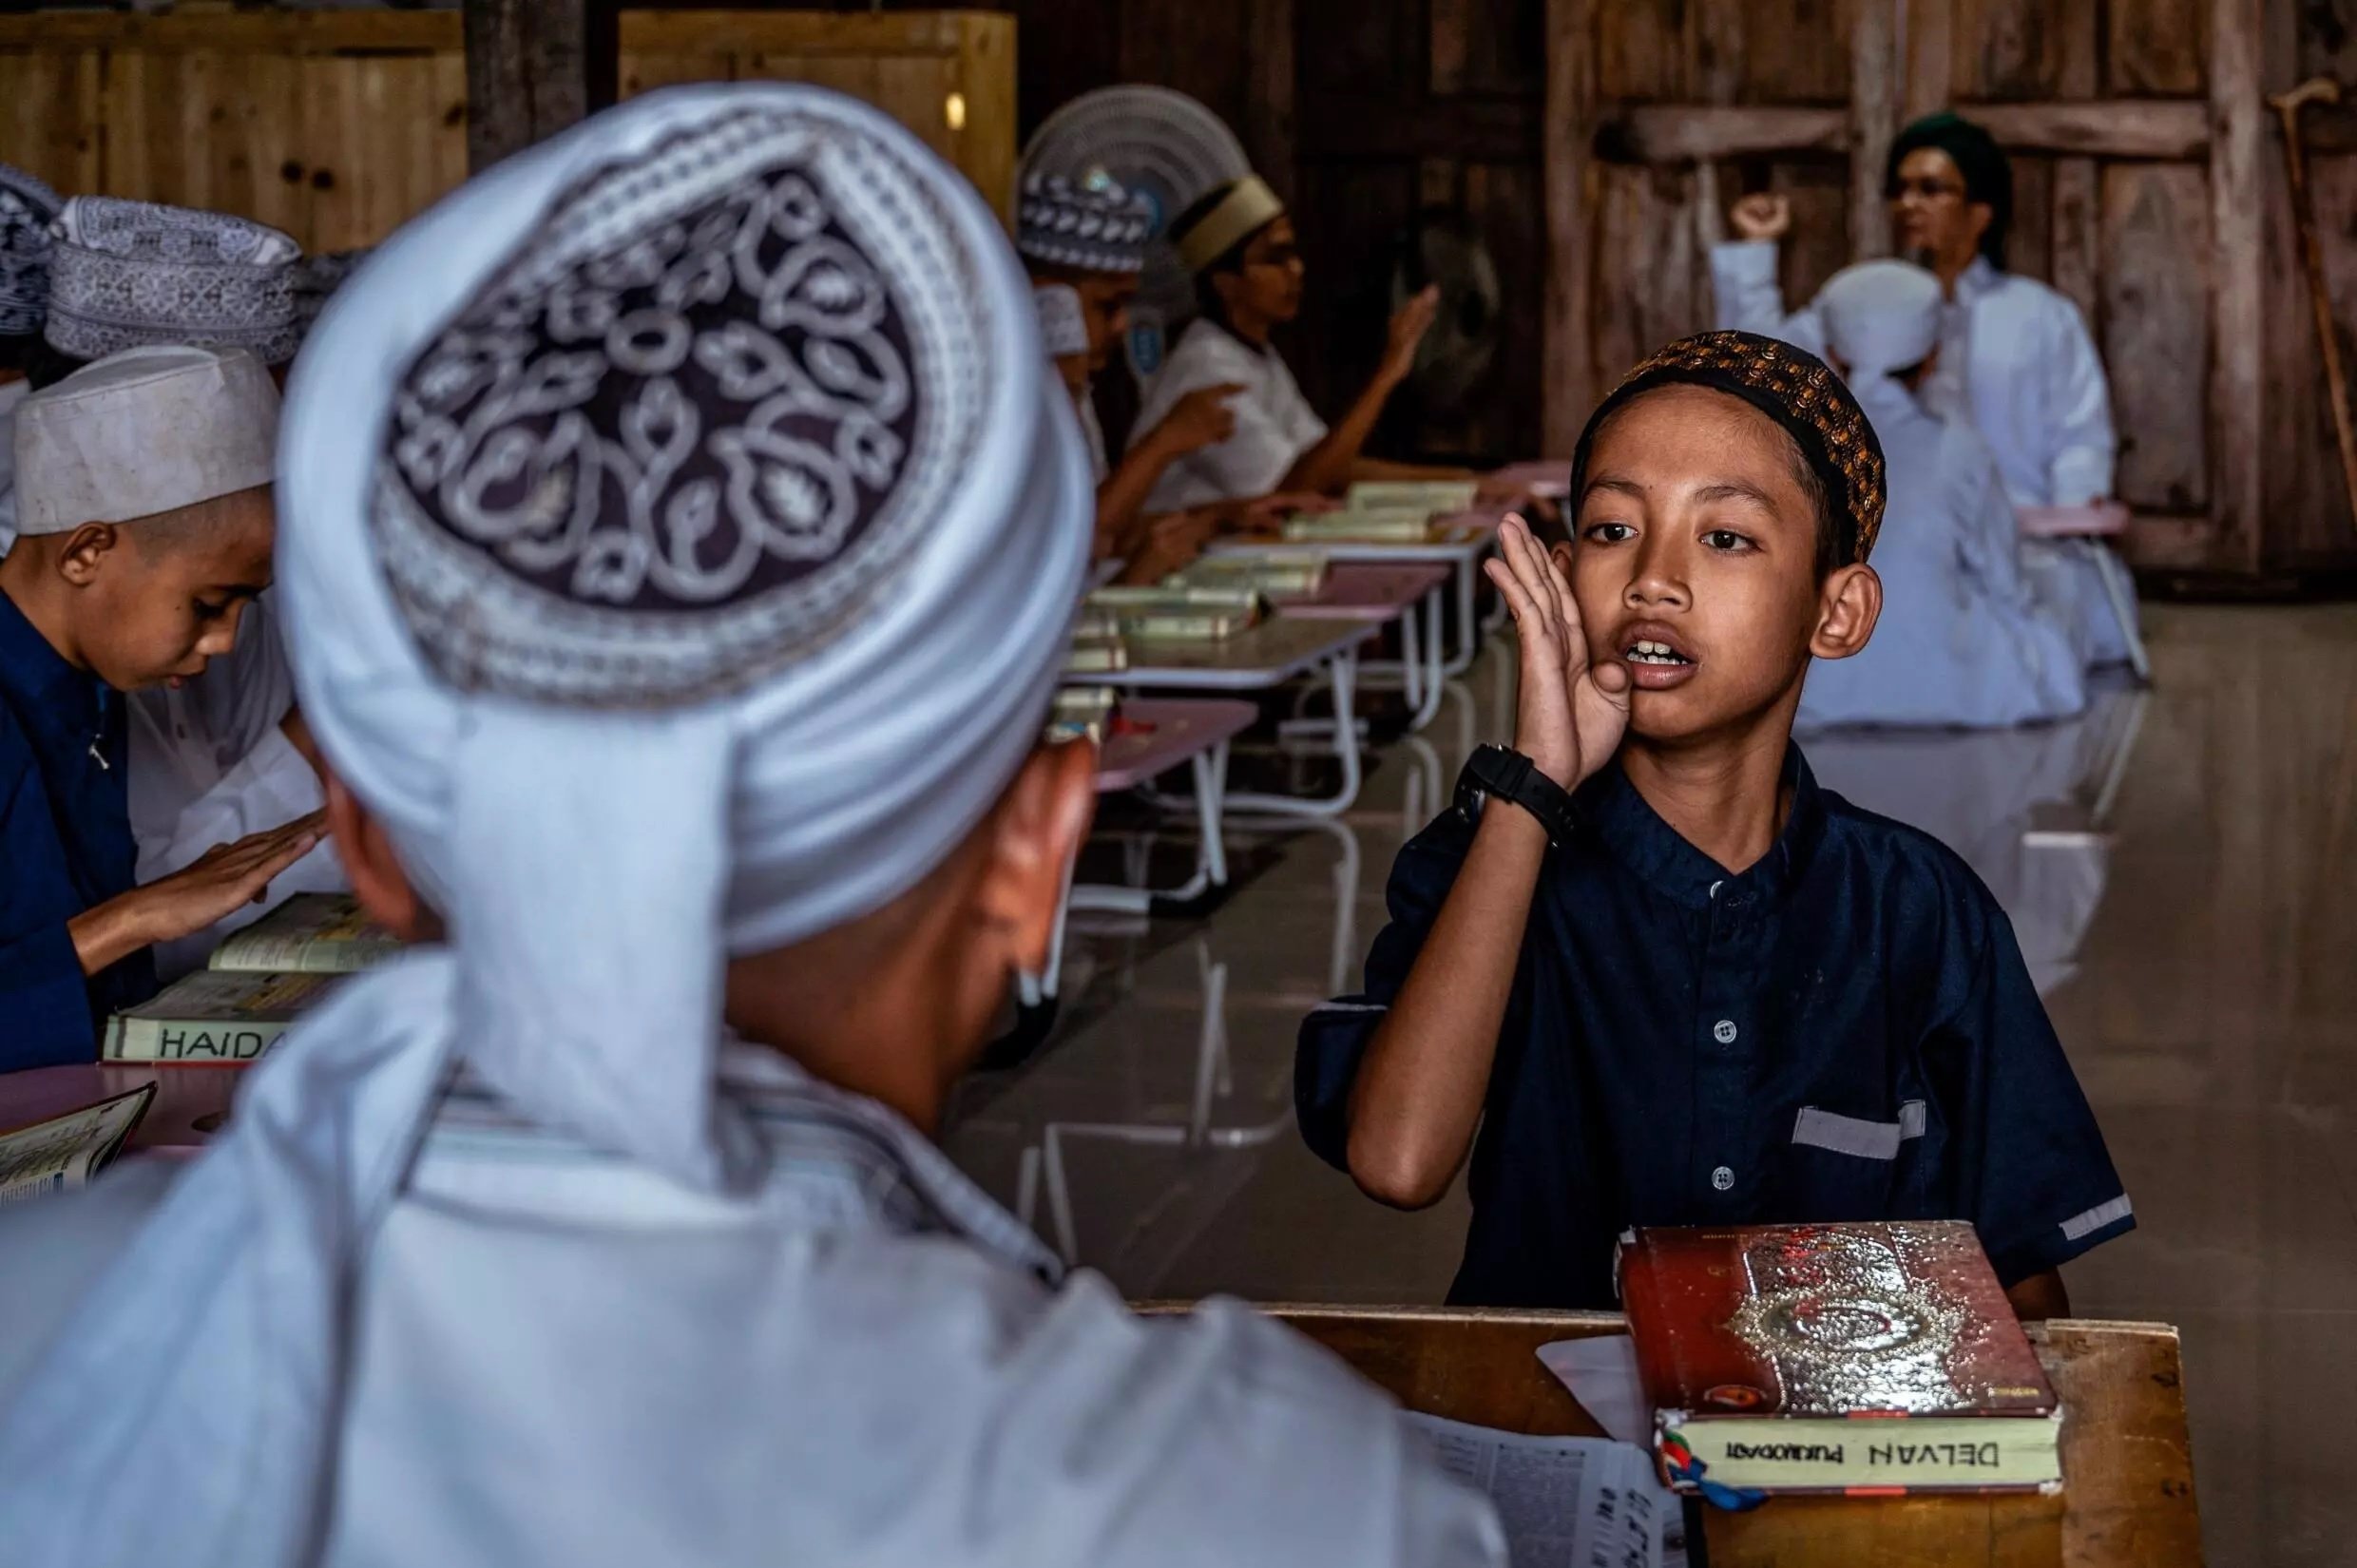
left=53, top=522, right=124, bottom=587
left=1810, top=562, right=1882, bottom=661
left=323, top=769, right=436, bottom=943
left=972, top=740, right=1098, bottom=977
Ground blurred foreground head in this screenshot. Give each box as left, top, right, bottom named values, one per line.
left=281, top=84, right=1094, bottom=1185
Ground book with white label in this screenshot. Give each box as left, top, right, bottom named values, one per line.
left=104, top=970, right=339, bottom=1064
left=0, top=1083, right=155, bottom=1202
left=207, top=892, right=399, bottom=975
left=1621, top=1222, right=2065, bottom=1495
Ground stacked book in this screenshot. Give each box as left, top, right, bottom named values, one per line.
left=1283, top=480, right=1483, bottom=544
left=1084, top=585, right=1265, bottom=641
left=104, top=894, right=398, bottom=1063
left=1065, top=606, right=1129, bottom=675
left=1166, top=548, right=1329, bottom=598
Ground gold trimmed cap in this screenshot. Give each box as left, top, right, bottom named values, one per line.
left=1172, top=175, right=1285, bottom=273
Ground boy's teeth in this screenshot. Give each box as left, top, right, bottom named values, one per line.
left=1627, top=639, right=1688, bottom=665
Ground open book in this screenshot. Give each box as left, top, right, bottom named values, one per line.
left=1401, top=1412, right=1670, bottom=1568
left=0, top=1083, right=155, bottom=1202
left=207, top=893, right=398, bottom=975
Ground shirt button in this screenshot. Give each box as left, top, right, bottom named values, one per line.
left=1711, top=1165, right=1735, bottom=1192
left=1713, top=1019, right=1738, bottom=1044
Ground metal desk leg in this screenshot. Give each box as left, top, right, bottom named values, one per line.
left=1069, top=739, right=1235, bottom=914
left=1441, top=558, right=1482, bottom=677
left=1404, top=584, right=1447, bottom=732
left=1398, top=599, right=1424, bottom=717
left=1224, top=650, right=1363, bottom=816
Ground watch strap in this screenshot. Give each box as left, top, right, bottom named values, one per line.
left=1456, top=744, right=1581, bottom=846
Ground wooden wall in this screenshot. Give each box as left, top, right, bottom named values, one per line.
left=1000, top=0, right=2357, bottom=582
left=0, top=8, right=1016, bottom=250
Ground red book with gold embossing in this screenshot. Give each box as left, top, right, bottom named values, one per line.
left=1619, top=1222, right=2063, bottom=1495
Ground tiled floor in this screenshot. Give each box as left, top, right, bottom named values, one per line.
left=943, top=602, right=2357, bottom=1568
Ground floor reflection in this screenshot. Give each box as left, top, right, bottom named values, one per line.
left=943, top=602, right=2357, bottom=1568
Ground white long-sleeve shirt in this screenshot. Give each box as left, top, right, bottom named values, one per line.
left=1797, top=377, right=2087, bottom=730
left=1712, top=242, right=2115, bottom=508
left=0, top=1027, right=1505, bottom=1568
left=1715, top=241, right=2137, bottom=665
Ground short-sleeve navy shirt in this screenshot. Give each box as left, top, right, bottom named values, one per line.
left=1296, top=747, right=2133, bottom=1310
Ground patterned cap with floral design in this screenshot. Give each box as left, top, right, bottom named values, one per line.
left=1572, top=330, right=1888, bottom=564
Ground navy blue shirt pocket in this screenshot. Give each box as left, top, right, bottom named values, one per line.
left=1773, top=1100, right=1931, bottom=1221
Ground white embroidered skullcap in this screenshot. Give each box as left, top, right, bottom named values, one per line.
left=1016, top=169, right=1152, bottom=275
left=44, top=196, right=302, bottom=366
left=0, top=163, right=61, bottom=337
left=12, top=345, right=278, bottom=533
left=1034, top=282, right=1089, bottom=357
left=1819, top=259, right=1945, bottom=382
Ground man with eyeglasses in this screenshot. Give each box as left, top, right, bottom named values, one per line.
left=1710, top=112, right=2134, bottom=671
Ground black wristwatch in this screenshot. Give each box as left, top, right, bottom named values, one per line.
left=1456, top=744, right=1581, bottom=846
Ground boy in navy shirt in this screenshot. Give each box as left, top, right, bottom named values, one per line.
left=0, top=348, right=320, bottom=1068
left=1297, top=331, right=2131, bottom=1318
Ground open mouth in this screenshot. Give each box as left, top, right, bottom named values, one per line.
left=1618, top=623, right=1699, bottom=689
left=1625, top=638, right=1692, bottom=667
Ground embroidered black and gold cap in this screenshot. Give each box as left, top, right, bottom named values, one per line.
left=1570, top=330, right=1888, bottom=565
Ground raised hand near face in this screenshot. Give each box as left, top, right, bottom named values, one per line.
left=1483, top=516, right=1631, bottom=790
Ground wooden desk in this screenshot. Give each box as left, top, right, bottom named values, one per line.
left=1260, top=1305, right=2202, bottom=1568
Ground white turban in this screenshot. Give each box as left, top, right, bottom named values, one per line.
left=11, top=345, right=278, bottom=533
left=1818, top=259, right=1945, bottom=383
left=0, top=84, right=1090, bottom=1564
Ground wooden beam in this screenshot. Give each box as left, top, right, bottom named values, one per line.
left=1963, top=100, right=2209, bottom=159
left=1542, top=0, right=1597, bottom=454
left=463, top=0, right=616, bottom=172
left=1849, top=0, right=1900, bottom=261
left=1600, top=105, right=1845, bottom=163
left=1599, top=98, right=2209, bottom=165
left=2207, top=0, right=2263, bottom=570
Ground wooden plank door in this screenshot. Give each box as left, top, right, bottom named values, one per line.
left=1543, top=0, right=2267, bottom=578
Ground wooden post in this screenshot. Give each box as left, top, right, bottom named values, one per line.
left=2208, top=0, right=2264, bottom=569
left=1242, top=0, right=1296, bottom=205
left=1902, top=0, right=1953, bottom=124
left=463, top=0, right=617, bottom=172
left=1849, top=0, right=1900, bottom=261
left=1542, top=0, right=1597, bottom=455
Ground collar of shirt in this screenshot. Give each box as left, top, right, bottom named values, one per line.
left=0, top=584, right=106, bottom=760
left=1951, top=256, right=2002, bottom=307
left=1574, top=746, right=1828, bottom=915
left=425, top=1042, right=1067, bottom=1288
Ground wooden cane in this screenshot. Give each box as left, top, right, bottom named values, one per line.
left=2271, top=77, right=2357, bottom=533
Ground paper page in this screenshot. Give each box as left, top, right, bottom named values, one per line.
left=1402, top=1410, right=1667, bottom=1568
left=0, top=1085, right=155, bottom=1203
left=1536, top=1334, right=1654, bottom=1446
